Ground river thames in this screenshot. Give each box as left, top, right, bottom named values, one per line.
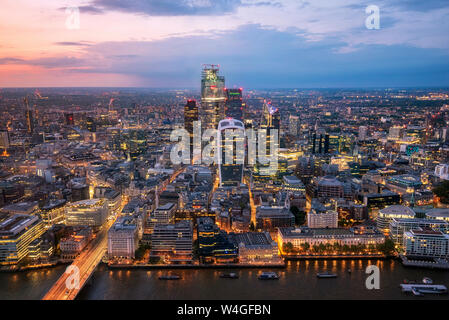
left=1, top=260, right=449, bottom=300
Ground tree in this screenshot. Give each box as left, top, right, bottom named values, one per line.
left=283, top=242, right=294, bottom=254
left=300, top=242, right=310, bottom=252
left=433, top=180, right=449, bottom=204
left=377, top=238, right=396, bottom=255
left=290, top=206, right=306, bottom=226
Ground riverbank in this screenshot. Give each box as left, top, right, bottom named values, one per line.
left=108, top=262, right=286, bottom=269
left=283, top=254, right=392, bottom=260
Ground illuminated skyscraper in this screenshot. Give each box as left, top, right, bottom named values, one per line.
left=65, top=113, right=74, bottom=126
left=261, top=100, right=280, bottom=151
left=218, top=118, right=245, bottom=187
left=24, top=97, right=34, bottom=134
left=184, top=99, right=199, bottom=159
left=225, top=88, right=244, bottom=122
left=201, top=64, right=226, bottom=130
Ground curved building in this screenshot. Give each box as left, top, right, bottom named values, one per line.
left=218, top=118, right=245, bottom=187
left=426, top=208, right=449, bottom=222
left=377, top=205, right=415, bottom=234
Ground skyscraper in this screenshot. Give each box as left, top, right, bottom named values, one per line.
left=225, top=88, right=243, bottom=122
left=24, top=97, right=34, bottom=135
left=200, top=64, right=226, bottom=130
left=288, top=115, right=299, bottom=137
left=261, top=100, right=280, bottom=150
left=218, top=118, right=245, bottom=187
left=26, top=110, right=34, bottom=134
left=184, top=99, right=199, bottom=160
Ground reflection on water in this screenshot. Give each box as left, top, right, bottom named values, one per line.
left=1, top=260, right=449, bottom=300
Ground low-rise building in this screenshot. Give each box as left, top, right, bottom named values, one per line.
left=0, top=214, right=46, bottom=265
left=278, top=227, right=385, bottom=250
left=151, top=221, right=193, bottom=263
left=256, top=206, right=295, bottom=231
left=403, top=228, right=449, bottom=258
left=307, top=210, right=338, bottom=228
left=65, top=198, right=108, bottom=228
left=108, top=216, right=138, bottom=260
left=60, top=227, right=93, bottom=261
left=229, top=232, right=280, bottom=264
left=377, top=205, right=415, bottom=234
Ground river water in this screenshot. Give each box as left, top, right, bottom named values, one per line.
left=1, top=260, right=448, bottom=300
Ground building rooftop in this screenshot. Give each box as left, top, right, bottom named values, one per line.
left=379, top=205, right=415, bottom=217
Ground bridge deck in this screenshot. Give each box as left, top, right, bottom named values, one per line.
left=42, top=221, right=112, bottom=300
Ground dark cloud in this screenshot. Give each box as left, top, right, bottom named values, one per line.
left=0, top=58, right=25, bottom=64
left=54, top=42, right=93, bottom=47
left=58, top=5, right=104, bottom=14
left=69, top=24, right=449, bottom=87
left=90, top=0, right=242, bottom=16
left=393, top=0, right=449, bottom=12
left=4, top=24, right=448, bottom=87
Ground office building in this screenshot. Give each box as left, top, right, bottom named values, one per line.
left=278, top=227, right=385, bottom=250
left=151, top=221, right=193, bottom=263
left=0, top=214, right=46, bottom=265
left=229, top=232, right=280, bottom=264
left=256, top=206, right=295, bottom=231
left=390, top=218, right=449, bottom=246
left=218, top=118, right=245, bottom=187
left=307, top=210, right=338, bottom=228
left=184, top=99, right=199, bottom=159
left=403, top=228, right=449, bottom=259
left=225, top=88, right=244, bottom=121
left=377, top=205, right=415, bottom=234
left=60, top=228, right=93, bottom=261
left=65, top=199, right=108, bottom=228
left=108, top=216, right=139, bottom=259
left=0, top=130, right=10, bottom=149
left=200, top=64, right=226, bottom=130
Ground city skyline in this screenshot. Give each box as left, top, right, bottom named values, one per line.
left=1, top=0, right=449, bottom=88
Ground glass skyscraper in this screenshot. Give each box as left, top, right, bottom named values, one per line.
left=184, top=99, right=199, bottom=159
left=225, top=88, right=244, bottom=122
left=218, top=119, right=245, bottom=187
left=200, top=64, right=226, bottom=130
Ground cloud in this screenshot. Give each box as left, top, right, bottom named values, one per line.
left=90, top=0, right=243, bottom=16
left=30, top=24, right=448, bottom=87
left=58, top=5, right=104, bottom=14
left=54, top=41, right=93, bottom=47
left=0, top=58, right=25, bottom=64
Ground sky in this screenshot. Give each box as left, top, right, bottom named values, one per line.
left=0, top=0, right=448, bottom=88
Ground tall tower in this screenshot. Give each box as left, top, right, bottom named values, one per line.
left=200, top=64, right=226, bottom=130
left=257, top=100, right=280, bottom=177
left=218, top=118, right=245, bottom=187
left=184, top=99, right=199, bottom=162
left=24, top=97, right=34, bottom=134
left=225, top=88, right=243, bottom=122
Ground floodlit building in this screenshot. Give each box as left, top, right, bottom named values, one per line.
left=0, top=214, right=46, bottom=265
left=65, top=198, right=108, bottom=228
left=230, top=232, right=280, bottom=264
left=218, top=118, right=245, bottom=187
left=60, top=228, right=93, bottom=261
left=200, top=64, right=226, bottom=130
left=151, top=221, right=193, bottom=263
left=377, top=205, right=415, bottom=234
left=307, top=210, right=338, bottom=229
left=403, top=228, right=449, bottom=259
left=390, top=218, right=449, bottom=247
left=108, top=216, right=139, bottom=259
left=278, top=227, right=385, bottom=250
left=256, top=206, right=295, bottom=231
